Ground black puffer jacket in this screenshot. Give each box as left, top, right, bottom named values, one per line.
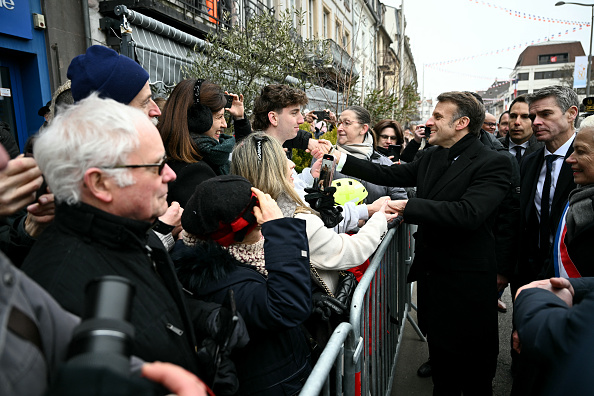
left=174, top=218, right=313, bottom=396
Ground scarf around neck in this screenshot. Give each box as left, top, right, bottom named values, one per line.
left=565, top=183, right=594, bottom=243
left=336, top=131, right=374, bottom=160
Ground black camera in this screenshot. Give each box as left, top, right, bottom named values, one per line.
left=66, top=275, right=136, bottom=375
left=312, top=110, right=330, bottom=121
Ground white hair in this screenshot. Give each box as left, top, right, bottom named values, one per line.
left=34, top=93, right=146, bottom=205
left=578, top=114, right=594, bottom=134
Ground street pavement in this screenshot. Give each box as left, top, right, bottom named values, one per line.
left=391, top=284, right=514, bottom=395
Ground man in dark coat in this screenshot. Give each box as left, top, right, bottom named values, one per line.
left=515, top=86, right=579, bottom=290
left=512, top=85, right=579, bottom=394
left=327, top=91, right=512, bottom=394
left=21, top=95, right=247, bottom=393
left=498, top=95, right=544, bottom=164
left=514, top=277, right=594, bottom=395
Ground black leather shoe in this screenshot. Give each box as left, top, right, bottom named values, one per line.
left=417, top=359, right=432, bottom=377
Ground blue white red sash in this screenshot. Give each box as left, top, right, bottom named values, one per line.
left=553, top=202, right=581, bottom=278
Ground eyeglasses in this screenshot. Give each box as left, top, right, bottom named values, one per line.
left=379, top=135, right=397, bottom=141
left=483, top=122, right=497, bottom=128
left=337, top=119, right=360, bottom=128
left=105, top=154, right=168, bottom=175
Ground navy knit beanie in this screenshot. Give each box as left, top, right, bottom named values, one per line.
left=67, top=45, right=149, bottom=104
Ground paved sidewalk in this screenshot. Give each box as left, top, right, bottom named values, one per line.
left=391, top=285, right=514, bottom=395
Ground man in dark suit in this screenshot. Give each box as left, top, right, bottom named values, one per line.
left=499, top=95, right=544, bottom=163
left=328, top=91, right=512, bottom=394
left=515, top=86, right=579, bottom=291
left=511, top=85, right=579, bottom=394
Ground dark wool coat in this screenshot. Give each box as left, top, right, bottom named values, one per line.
left=21, top=203, right=206, bottom=375
left=516, top=145, right=576, bottom=287
left=174, top=218, right=313, bottom=396
left=513, top=278, right=594, bottom=395
left=341, top=136, right=512, bottom=392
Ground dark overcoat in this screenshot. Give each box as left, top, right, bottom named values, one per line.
left=341, top=136, right=511, bottom=390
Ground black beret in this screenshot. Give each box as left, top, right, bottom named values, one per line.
left=182, top=175, right=258, bottom=246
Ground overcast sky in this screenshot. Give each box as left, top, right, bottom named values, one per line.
left=382, top=0, right=592, bottom=100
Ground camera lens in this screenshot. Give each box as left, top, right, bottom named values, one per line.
left=66, top=276, right=136, bottom=375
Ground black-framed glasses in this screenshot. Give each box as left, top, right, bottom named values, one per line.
left=105, top=154, right=168, bottom=175
left=483, top=122, right=497, bottom=128
left=380, top=135, right=397, bottom=140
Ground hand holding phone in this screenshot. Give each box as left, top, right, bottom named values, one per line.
left=317, top=154, right=335, bottom=191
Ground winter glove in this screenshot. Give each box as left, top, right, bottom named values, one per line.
left=304, top=186, right=344, bottom=228
left=312, top=291, right=347, bottom=321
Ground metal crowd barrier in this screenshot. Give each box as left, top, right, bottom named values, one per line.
left=300, top=222, right=422, bottom=396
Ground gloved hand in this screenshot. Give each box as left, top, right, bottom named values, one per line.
left=304, top=186, right=344, bottom=228
left=204, top=305, right=249, bottom=350
left=311, top=291, right=347, bottom=321
left=196, top=337, right=239, bottom=396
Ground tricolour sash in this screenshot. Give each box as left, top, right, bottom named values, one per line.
left=553, top=202, right=581, bottom=278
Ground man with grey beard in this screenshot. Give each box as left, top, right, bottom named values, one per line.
left=67, top=45, right=161, bottom=126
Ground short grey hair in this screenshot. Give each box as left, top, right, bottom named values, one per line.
left=526, top=85, right=579, bottom=113
left=34, top=94, right=145, bottom=205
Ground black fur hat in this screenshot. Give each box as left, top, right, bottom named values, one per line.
left=182, top=175, right=258, bottom=246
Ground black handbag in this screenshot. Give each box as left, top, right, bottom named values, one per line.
left=303, top=267, right=358, bottom=362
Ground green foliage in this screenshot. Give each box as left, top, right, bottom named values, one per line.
left=360, top=83, right=420, bottom=125
left=184, top=9, right=330, bottom=114
left=291, top=123, right=338, bottom=173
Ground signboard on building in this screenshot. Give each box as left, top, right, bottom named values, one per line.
left=574, top=56, right=588, bottom=89
left=0, top=0, right=33, bottom=40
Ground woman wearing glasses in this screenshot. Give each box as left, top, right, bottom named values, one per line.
left=332, top=106, right=408, bottom=208
left=158, top=79, right=251, bottom=207
left=373, top=119, right=405, bottom=163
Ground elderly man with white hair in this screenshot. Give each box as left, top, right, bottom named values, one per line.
left=20, top=95, right=247, bottom=393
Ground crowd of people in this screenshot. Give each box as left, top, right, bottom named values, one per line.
left=0, top=43, right=592, bottom=396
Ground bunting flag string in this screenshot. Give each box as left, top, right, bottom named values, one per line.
left=425, top=26, right=582, bottom=68
left=468, top=0, right=591, bottom=27
left=426, top=66, right=516, bottom=81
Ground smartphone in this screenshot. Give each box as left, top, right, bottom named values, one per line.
left=388, top=144, right=401, bottom=161
left=224, top=94, right=234, bottom=109
left=424, top=125, right=431, bottom=137
left=312, top=110, right=330, bottom=121
left=317, top=154, right=335, bottom=191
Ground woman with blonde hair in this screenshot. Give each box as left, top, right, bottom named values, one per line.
left=231, top=132, right=396, bottom=295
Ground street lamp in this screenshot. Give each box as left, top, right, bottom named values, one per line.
left=556, top=1, right=594, bottom=97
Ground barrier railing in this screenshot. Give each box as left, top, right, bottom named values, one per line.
left=300, top=221, right=422, bottom=396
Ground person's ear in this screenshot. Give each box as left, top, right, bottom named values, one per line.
left=456, top=116, right=470, bottom=131
left=566, top=105, right=578, bottom=124
left=83, top=168, right=115, bottom=203
left=360, top=124, right=369, bottom=136
left=268, top=111, right=278, bottom=127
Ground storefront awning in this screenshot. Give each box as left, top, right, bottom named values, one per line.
left=130, top=26, right=199, bottom=88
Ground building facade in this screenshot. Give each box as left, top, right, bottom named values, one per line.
left=0, top=0, right=418, bottom=151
